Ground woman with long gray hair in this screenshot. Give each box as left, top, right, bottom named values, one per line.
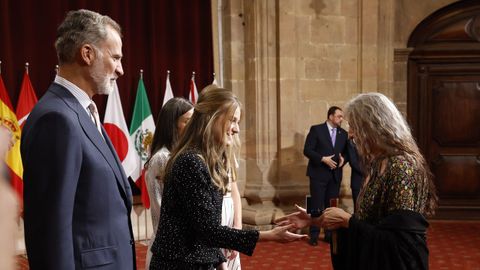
left=277, top=93, right=437, bottom=270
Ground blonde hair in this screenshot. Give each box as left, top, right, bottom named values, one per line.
left=346, top=93, right=437, bottom=216
left=166, top=86, right=241, bottom=193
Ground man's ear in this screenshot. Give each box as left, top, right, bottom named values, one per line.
left=80, top=44, right=95, bottom=65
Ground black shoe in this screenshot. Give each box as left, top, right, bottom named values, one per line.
left=308, top=238, right=318, bottom=246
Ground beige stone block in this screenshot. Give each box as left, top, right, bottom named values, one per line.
left=361, top=47, right=378, bottom=78
left=393, top=61, right=407, bottom=82
left=291, top=58, right=304, bottom=79
left=362, top=0, right=379, bottom=19
left=342, top=0, right=358, bottom=18
left=311, top=16, right=345, bottom=44
left=299, top=79, right=348, bottom=101
left=297, top=42, right=319, bottom=58
left=279, top=42, right=298, bottom=57
left=298, top=80, right=320, bottom=102
left=279, top=11, right=296, bottom=35
left=315, top=44, right=352, bottom=60
left=244, top=58, right=256, bottom=81
left=296, top=0, right=341, bottom=16
left=305, top=100, right=329, bottom=125
left=393, top=81, right=407, bottom=103
left=225, top=57, right=245, bottom=81
left=280, top=57, right=298, bottom=79
left=224, top=0, right=243, bottom=14
left=294, top=15, right=311, bottom=44
left=345, top=80, right=360, bottom=97
left=340, top=58, right=358, bottom=81
left=231, top=80, right=245, bottom=99
left=304, top=58, right=340, bottom=80
left=362, top=79, right=378, bottom=92
left=344, top=16, right=359, bottom=45
left=230, top=16, right=245, bottom=42
left=279, top=0, right=296, bottom=15
left=329, top=44, right=357, bottom=61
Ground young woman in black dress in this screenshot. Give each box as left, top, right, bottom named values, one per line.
left=149, top=86, right=305, bottom=269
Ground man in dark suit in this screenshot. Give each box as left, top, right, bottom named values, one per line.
left=21, top=10, right=136, bottom=269
left=304, top=106, right=348, bottom=246
left=347, top=133, right=364, bottom=212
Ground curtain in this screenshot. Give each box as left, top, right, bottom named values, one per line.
left=0, top=0, right=214, bottom=123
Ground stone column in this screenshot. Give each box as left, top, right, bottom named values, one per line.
left=240, top=0, right=281, bottom=228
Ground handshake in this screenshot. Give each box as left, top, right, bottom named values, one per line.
left=274, top=205, right=352, bottom=232
left=260, top=204, right=352, bottom=243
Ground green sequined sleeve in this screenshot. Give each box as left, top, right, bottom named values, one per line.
left=384, top=156, right=419, bottom=213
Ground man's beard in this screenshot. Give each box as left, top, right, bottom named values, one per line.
left=90, top=60, right=114, bottom=95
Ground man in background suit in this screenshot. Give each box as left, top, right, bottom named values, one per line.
left=304, top=106, right=348, bottom=246
left=21, top=10, right=136, bottom=269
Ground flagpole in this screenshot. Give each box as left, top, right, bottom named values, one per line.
left=167, top=70, right=170, bottom=79
left=0, top=60, right=2, bottom=75
left=25, top=62, right=29, bottom=74
left=55, top=65, right=59, bottom=75
left=140, top=69, right=143, bottom=80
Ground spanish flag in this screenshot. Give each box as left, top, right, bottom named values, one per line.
left=0, top=75, right=23, bottom=206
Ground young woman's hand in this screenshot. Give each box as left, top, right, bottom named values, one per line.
left=274, top=204, right=312, bottom=229
left=259, top=223, right=308, bottom=242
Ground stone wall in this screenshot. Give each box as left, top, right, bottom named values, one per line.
left=213, top=0, right=458, bottom=227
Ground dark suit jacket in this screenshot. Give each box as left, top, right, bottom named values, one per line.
left=304, top=122, right=348, bottom=181
left=21, top=83, right=136, bottom=270
left=347, top=139, right=364, bottom=190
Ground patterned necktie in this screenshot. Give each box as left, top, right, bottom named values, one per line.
left=331, top=127, right=337, bottom=147
left=88, top=102, right=103, bottom=136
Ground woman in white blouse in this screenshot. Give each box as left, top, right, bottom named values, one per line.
left=144, top=98, right=193, bottom=269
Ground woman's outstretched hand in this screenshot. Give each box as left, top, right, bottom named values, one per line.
left=274, top=204, right=312, bottom=229
left=259, top=223, right=308, bottom=242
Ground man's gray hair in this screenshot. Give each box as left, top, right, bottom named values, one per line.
left=55, top=9, right=121, bottom=64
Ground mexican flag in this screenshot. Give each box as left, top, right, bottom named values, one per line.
left=129, top=77, right=155, bottom=208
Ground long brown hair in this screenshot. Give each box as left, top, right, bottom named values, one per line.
left=145, top=98, right=193, bottom=169
left=166, top=86, right=241, bottom=193
left=346, top=93, right=438, bottom=216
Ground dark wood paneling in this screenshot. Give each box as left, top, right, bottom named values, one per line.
left=432, top=81, right=480, bottom=146
left=408, top=1, right=480, bottom=220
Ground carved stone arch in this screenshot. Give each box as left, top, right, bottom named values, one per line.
left=407, top=1, right=480, bottom=219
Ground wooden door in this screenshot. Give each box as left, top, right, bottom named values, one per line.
left=408, top=2, right=480, bottom=219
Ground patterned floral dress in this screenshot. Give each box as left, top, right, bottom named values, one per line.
left=355, top=155, right=430, bottom=224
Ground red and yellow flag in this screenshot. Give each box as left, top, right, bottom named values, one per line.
left=0, top=75, right=23, bottom=205
left=16, top=71, right=38, bottom=129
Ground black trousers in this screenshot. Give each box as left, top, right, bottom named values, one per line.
left=309, top=175, right=341, bottom=239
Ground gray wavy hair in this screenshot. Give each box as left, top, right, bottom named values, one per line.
left=346, top=92, right=437, bottom=215
left=55, top=9, right=121, bottom=64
